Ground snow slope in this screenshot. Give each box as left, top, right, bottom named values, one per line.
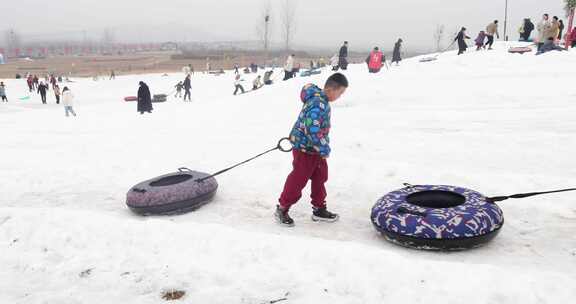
left=1, top=42, right=576, bottom=303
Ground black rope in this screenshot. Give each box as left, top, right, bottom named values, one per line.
left=195, top=138, right=292, bottom=183
left=403, top=183, right=576, bottom=203
left=488, top=188, right=576, bottom=203
left=435, top=41, right=456, bottom=58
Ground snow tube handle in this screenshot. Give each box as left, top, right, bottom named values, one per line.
left=397, top=206, right=427, bottom=217
left=132, top=187, right=147, bottom=193
left=403, top=183, right=417, bottom=191
left=178, top=167, right=192, bottom=172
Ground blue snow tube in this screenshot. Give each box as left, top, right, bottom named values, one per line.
left=371, top=185, right=504, bottom=251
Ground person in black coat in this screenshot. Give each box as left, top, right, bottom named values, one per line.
left=338, top=41, right=349, bottom=70
left=521, top=18, right=535, bottom=41
left=183, top=75, right=192, bottom=101
left=392, top=38, right=403, bottom=65
left=137, top=81, right=153, bottom=114
left=455, top=27, right=471, bottom=55
left=558, top=20, right=565, bottom=40
left=37, top=82, right=49, bottom=104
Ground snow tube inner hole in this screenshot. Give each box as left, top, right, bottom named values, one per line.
left=149, top=174, right=193, bottom=187
left=406, top=190, right=466, bottom=208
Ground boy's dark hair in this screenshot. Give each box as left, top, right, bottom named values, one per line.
left=325, top=73, right=348, bottom=89
left=494, top=20, right=498, bottom=23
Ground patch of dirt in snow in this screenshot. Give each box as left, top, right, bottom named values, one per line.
left=161, top=289, right=186, bottom=301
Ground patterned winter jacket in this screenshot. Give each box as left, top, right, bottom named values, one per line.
left=289, top=84, right=331, bottom=157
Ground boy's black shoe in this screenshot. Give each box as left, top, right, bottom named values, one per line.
left=311, top=207, right=339, bottom=223
left=275, top=205, right=295, bottom=227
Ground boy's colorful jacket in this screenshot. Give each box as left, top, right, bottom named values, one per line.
left=289, top=84, right=331, bottom=157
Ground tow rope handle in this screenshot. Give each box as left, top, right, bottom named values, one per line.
left=195, top=138, right=292, bottom=183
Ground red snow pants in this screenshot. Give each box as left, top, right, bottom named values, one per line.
left=278, top=150, right=328, bottom=210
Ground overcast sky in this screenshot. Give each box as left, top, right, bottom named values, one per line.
left=1, top=0, right=567, bottom=51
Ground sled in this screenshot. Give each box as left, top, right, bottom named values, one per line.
left=153, top=94, right=168, bottom=103
left=420, top=41, right=456, bottom=63
left=419, top=57, right=438, bottom=62
left=241, top=90, right=254, bottom=95
left=508, top=47, right=532, bottom=54
left=127, top=168, right=218, bottom=216
left=208, top=70, right=225, bottom=76
left=19, top=96, right=31, bottom=101
left=300, top=69, right=322, bottom=77
left=234, top=90, right=256, bottom=96
left=124, top=96, right=137, bottom=102
left=372, top=185, right=503, bottom=251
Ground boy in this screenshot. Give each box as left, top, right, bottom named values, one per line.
left=275, top=73, right=349, bottom=227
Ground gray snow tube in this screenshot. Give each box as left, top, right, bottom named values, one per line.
left=126, top=168, right=218, bottom=215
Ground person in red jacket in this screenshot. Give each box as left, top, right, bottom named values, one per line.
left=366, top=47, right=384, bottom=73
left=26, top=75, right=34, bottom=92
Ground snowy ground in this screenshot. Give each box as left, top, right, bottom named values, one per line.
left=1, top=42, right=576, bottom=303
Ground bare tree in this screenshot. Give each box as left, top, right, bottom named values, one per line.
left=565, top=0, right=576, bottom=16
left=255, top=0, right=272, bottom=51
left=282, top=0, right=297, bottom=51
left=4, top=28, right=21, bottom=51
left=102, top=28, right=115, bottom=47
left=433, top=24, right=445, bottom=51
